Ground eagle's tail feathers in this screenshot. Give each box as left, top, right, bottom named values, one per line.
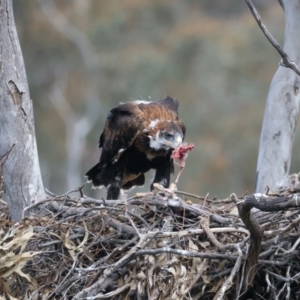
left=85, top=163, right=105, bottom=187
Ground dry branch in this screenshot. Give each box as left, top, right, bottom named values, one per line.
left=245, top=0, right=300, bottom=76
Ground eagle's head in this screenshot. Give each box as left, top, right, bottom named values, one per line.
left=148, top=120, right=183, bottom=151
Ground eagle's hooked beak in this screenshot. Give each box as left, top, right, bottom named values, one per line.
left=164, top=133, right=182, bottom=149
left=175, top=135, right=183, bottom=146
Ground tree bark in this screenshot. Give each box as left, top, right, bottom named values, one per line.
left=0, top=0, right=45, bottom=220
left=256, top=0, right=300, bottom=193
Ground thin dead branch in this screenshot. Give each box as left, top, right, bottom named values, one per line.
left=245, top=0, right=300, bottom=76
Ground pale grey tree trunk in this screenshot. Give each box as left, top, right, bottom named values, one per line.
left=0, top=0, right=45, bottom=220
left=256, top=0, right=300, bottom=193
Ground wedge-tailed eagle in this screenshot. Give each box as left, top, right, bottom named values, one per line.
left=85, top=96, right=186, bottom=199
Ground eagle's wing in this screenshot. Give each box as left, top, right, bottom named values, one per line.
left=99, top=103, right=142, bottom=164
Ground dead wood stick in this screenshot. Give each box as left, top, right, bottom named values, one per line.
left=264, top=215, right=300, bottom=237
left=29, top=193, right=231, bottom=225
left=265, top=273, right=276, bottom=295
left=277, top=282, right=288, bottom=299
left=49, top=260, right=77, bottom=298
left=92, top=283, right=131, bottom=299
left=131, top=195, right=231, bottom=225
left=237, top=197, right=263, bottom=290
left=238, top=193, right=300, bottom=236
left=191, top=268, right=233, bottom=294
left=81, top=233, right=160, bottom=297
left=73, top=234, right=151, bottom=299
left=174, top=190, right=206, bottom=200
left=135, top=248, right=238, bottom=260
left=245, top=0, right=300, bottom=76
left=125, top=212, right=141, bottom=237
left=140, top=227, right=249, bottom=240
left=258, top=250, right=299, bottom=266
left=237, top=244, right=248, bottom=298
left=200, top=217, right=240, bottom=251
left=22, top=197, right=72, bottom=218
left=84, top=237, right=139, bottom=288
left=245, top=193, right=300, bottom=211
left=48, top=201, right=138, bottom=235
left=277, top=236, right=300, bottom=254
left=215, top=244, right=243, bottom=300
left=183, top=259, right=208, bottom=295
left=265, top=269, right=290, bottom=282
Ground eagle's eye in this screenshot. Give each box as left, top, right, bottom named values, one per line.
left=163, top=132, right=174, bottom=140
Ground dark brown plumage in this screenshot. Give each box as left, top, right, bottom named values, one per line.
left=85, top=96, right=186, bottom=199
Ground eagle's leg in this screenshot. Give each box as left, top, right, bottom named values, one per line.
left=107, top=174, right=122, bottom=199
left=151, top=161, right=172, bottom=190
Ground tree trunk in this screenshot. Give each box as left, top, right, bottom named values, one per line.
left=0, top=0, right=45, bottom=220
left=256, top=0, right=300, bottom=193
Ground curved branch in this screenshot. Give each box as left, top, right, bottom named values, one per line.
left=245, top=0, right=300, bottom=76
left=237, top=197, right=263, bottom=290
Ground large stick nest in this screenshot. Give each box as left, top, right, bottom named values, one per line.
left=1, top=179, right=300, bottom=300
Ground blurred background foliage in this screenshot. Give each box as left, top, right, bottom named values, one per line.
left=13, top=0, right=300, bottom=199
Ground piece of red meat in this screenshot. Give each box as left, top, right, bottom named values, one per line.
left=171, top=143, right=194, bottom=168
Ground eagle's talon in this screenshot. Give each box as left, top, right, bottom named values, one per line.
left=169, top=183, right=177, bottom=191
left=152, top=183, right=164, bottom=191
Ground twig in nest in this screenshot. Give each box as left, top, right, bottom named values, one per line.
left=183, top=259, right=208, bottom=295
left=73, top=234, right=152, bottom=299
left=237, top=244, right=248, bottom=298
left=174, top=190, right=206, bottom=200
left=92, top=283, right=131, bottom=299
left=200, top=216, right=243, bottom=251
left=135, top=247, right=238, bottom=261
left=203, top=192, right=209, bottom=207
left=125, top=212, right=141, bottom=237
left=237, top=197, right=263, bottom=291
left=245, top=0, right=300, bottom=76
left=215, top=244, right=243, bottom=300
left=22, top=197, right=78, bottom=218
left=78, top=183, right=85, bottom=197
left=49, top=259, right=77, bottom=296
